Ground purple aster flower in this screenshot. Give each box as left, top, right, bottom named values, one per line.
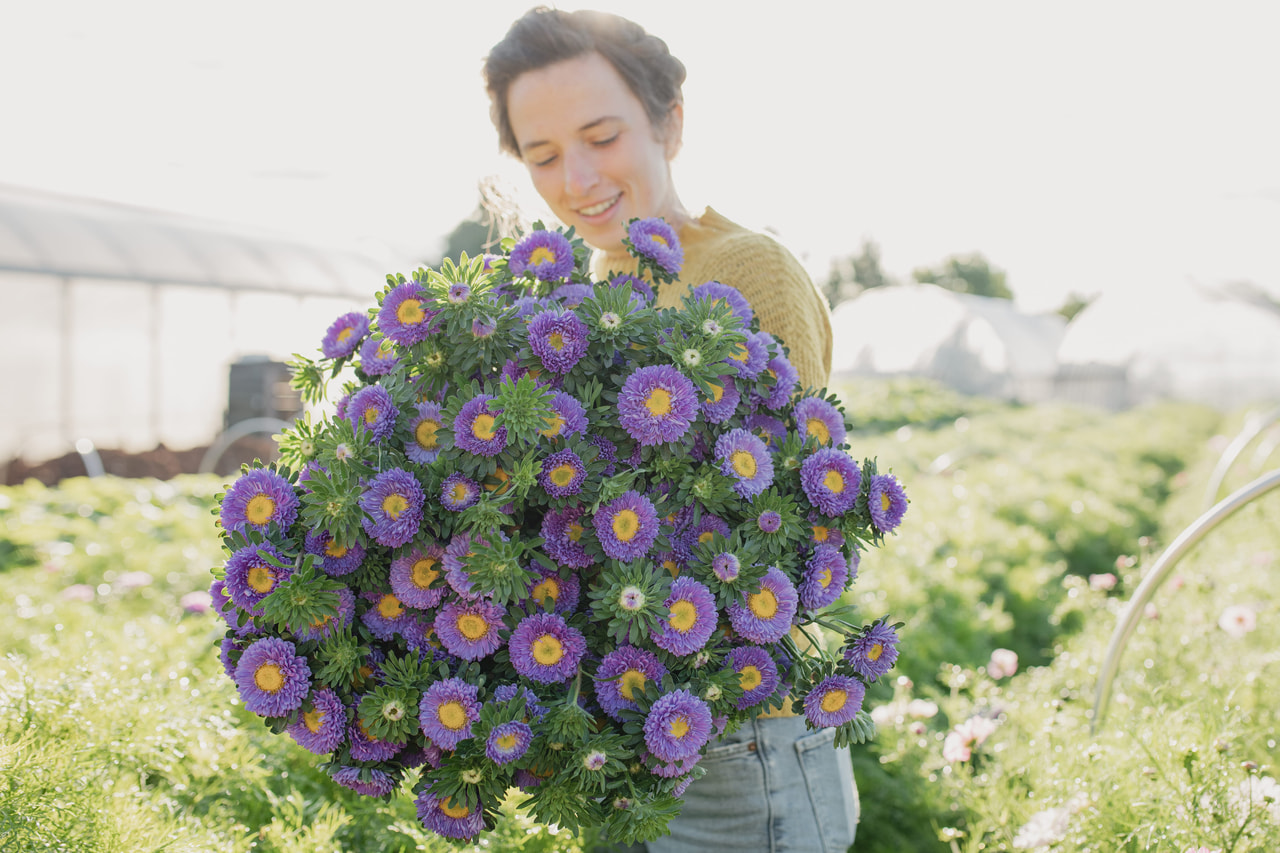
left=219, top=635, right=242, bottom=677
left=799, top=544, right=849, bottom=611
left=627, top=218, right=683, bottom=276
left=509, top=612, right=586, bottom=683
left=512, top=295, right=545, bottom=319
left=447, top=282, right=471, bottom=303
left=794, top=397, right=847, bottom=447
left=757, top=511, right=782, bottom=534
left=361, top=591, right=412, bottom=641
left=845, top=622, right=900, bottom=681
left=610, top=272, right=654, bottom=304
left=346, top=384, right=398, bottom=443
left=538, top=448, right=588, bottom=497
left=435, top=599, right=507, bottom=660
left=293, top=586, right=355, bottom=643
left=728, top=566, right=798, bottom=644
left=416, top=788, right=485, bottom=840
left=527, top=565, right=581, bottom=614
left=593, top=490, right=660, bottom=561
left=699, top=375, right=742, bottom=424
left=587, top=433, right=618, bottom=476
left=405, top=401, right=445, bottom=464
left=358, top=335, right=400, bottom=375
left=541, top=505, right=595, bottom=569
left=711, top=552, right=741, bottom=583
left=744, top=413, right=788, bottom=448
left=527, top=309, right=590, bottom=374
left=595, top=646, right=667, bottom=720
left=800, top=449, right=862, bottom=517
left=440, top=473, right=481, bottom=513
left=486, top=720, right=533, bottom=765
left=803, top=674, right=866, bottom=728
left=760, top=353, right=800, bottom=409
left=539, top=390, right=588, bottom=439
left=454, top=394, right=507, bottom=457
left=643, top=749, right=702, bottom=779
left=233, top=637, right=310, bottom=717
left=419, top=678, right=482, bottom=751
left=360, top=468, right=424, bottom=547
left=725, top=646, right=780, bottom=710
left=674, top=512, right=730, bottom=563
left=551, top=282, right=593, bottom=307
left=223, top=544, right=291, bottom=616
left=617, top=364, right=699, bottom=446
left=471, top=316, right=496, bottom=338
left=347, top=714, right=405, bottom=763
left=493, top=683, right=548, bottom=722
left=331, top=765, right=397, bottom=798
left=320, top=311, right=369, bottom=359
left=303, top=529, right=365, bottom=577
left=651, top=577, right=718, bottom=656
left=389, top=544, right=447, bottom=609
left=656, top=550, right=684, bottom=579
left=723, top=330, right=770, bottom=380
left=220, top=468, right=298, bottom=534
left=378, top=281, right=438, bottom=346
left=442, top=531, right=486, bottom=599
left=288, top=686, right=348, bottom=753
left=509, top=230, right=575, bottom=281
left=643, top=689, right=712, bottom=763
left=714, top=428, right=775, bottom=499
left=868, top=473, right=909, bottom=533
left=690, top=281, right=753, bottom=327
left=809, top=520, right=845, bottom=548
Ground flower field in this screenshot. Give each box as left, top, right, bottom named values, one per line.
left=2, top=381, right=1277, bottom=852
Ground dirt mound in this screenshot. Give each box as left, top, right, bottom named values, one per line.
left=3, top=436, right=280, bottom=486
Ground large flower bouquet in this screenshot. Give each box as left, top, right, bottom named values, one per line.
left=210, top=219, right=906, bottom=844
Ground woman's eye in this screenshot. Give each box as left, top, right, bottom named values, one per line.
left=591, top=134, right=619, bottom=148
left=532, top=154, right=558, bottom=168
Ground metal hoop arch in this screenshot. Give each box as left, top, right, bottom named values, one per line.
left=1203, top=404, right=1280, bottom=511
left=1092, top=468, right=1280, bottom=735
left=198, top=417, right=291, bottom=475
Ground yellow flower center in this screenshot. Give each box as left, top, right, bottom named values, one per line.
left=457, top=613, right=489, bottom=641
left=253, top=662, right=284, bottom=693
left=486, top=468, right=511, bottom=494
left=730, top=450, right=758, bottom=478
left=730, top=343, right=749, bottom=363
left=309, top=613, right=333, bottom=630
left=529, top=246, right=557, bottom=266
left=612, top=509, right=640, bottom=542
left=411, top=558, right=439, bottom=589
left=450, top=482, right=470, bottom=504
left=471, top=413, right=497, bottom=441
left=823, top=470, right=845, bottom=494
left=706, top=382, right=724, bottom=404
left=496, top=732, right=518, bottom=750
left=377, top=594, right=403, bottom=620
left=669, top=599, right=699, bottom=633
left=821, top=689, right=848, bottom=714
left=336, top=327, right=353, bottom=343
left=437, top=701, right=468, bottom=731
left=382, top=493, right=408, bottom=520
left=806, top=417, right=831, bottom=445
left=819, top=568, right=833, bottom=588
left=303, top=707, right=325, bottom=733
left=644, top=388, right=672, bottom=417
left=548, top=331, right=566, bottom=351
left=651, top=233, right=669, bottom=247
left=881, top=492, right=893, bottom=512
left=246, top=565, right=275, bottom=594
left=324, top=539, right=348, bottom=559
left=363, top=407, right=379, bottom=425
left=868, top=643, right=884, bottom=661
left=748, top=587, right=779, bottom=619
left=669, top=716, right=690, bottom=739
left=415, top=418, right=440, bottom=450
left=739, top=665, right=763, bottom=691
left=531, top=577, right=560, bottom=602
left=532, top=634, right=564, bottom=665
left=662, top=559, right=679, bottom=579
left=245, top=494, right=276, bottom=526
left=812, top=525, right=830, bottom=542
left=548, top=463, right=578, bottom=488
left=697, top=531, right=715, bottom=545
left=396, top=298, right=425, bottom=325
left=540, top=414, right=565, bottom=437
left=619, top=669, right=646, bottom=701
left=567, top=522, right=584, bottom=543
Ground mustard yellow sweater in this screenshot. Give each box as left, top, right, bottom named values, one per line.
left=591, top=207, right=833, bottom=391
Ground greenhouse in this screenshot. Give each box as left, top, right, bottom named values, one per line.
left=0, top=184, right=406, bottom=469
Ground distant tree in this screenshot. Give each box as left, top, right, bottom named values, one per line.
left=823, top=238, right=894, bottom=307
left=912, top=253, right=1013, bottom=300
left=1056, top=291, right=1097, bottom=323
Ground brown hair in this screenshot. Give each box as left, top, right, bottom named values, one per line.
left=484, top=7, right=687, bottom=157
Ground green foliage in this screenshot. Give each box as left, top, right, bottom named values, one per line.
left=912, top=252, right=1013, bottom=300
left=824, top=238, right=896, bottom=307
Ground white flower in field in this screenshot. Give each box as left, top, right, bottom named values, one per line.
left=942, top=715, right=999, bottom=763
left=1011, top=804, right=1071, bottom=849
left=907, top=699, right=939, bottom=719
left=117, top=570, right=153, bottom=590
left=870, top=701, right=902, bottom=727
left=60, top=583, right=95, bottom=602
left=987, top=648, right=1019, bottom=679
left=1088, top=572, right=1117, bottom=591
left=1218, top=604, right=1257, bottom=638
left=1181, top=847, right=1222, bottom=853
left=1230, top=775, right=1280, bottom=823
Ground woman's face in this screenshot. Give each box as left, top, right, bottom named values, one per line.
left=507, top=51, right=683, bottom=252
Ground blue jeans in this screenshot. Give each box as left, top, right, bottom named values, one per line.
left=642, top=714, right=859, bottom=853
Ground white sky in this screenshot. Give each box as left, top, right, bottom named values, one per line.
left=2, top=0, right=1278, bottom=312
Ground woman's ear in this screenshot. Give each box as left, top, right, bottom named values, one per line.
left=664, top=100, right=684, bottom=160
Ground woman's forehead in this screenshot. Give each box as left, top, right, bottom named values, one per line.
left=508, top=52, right=645, bottom=145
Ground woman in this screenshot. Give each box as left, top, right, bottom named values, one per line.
left=484, top=8, right=854, bottom=853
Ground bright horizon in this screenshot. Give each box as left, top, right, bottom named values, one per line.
left=2, top=0, right=1278, bottom=313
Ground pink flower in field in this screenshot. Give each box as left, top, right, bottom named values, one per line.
left=1012, top=805, right=1071, bottom=849
left=942, top=715, right=998, bottom=763
left=908, top=721, right=927, bottom=736
left=1089, top=572, right=1117, bottom=591
left=1182, top=847, right=1222, bottom=853
left=60, top=583, right=94, bottom=602
left=1218, top=605, right=1257, bottom=638
left=1144, top=602, right=1159, bottom=620
left=180, top=590, right=213, bottom=613
left=117, top=571, right=153, bottom=590
left=986, top=648, right=1019, bottom=679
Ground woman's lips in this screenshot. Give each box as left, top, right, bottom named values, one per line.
left=576, top=193, right=621, bottom=221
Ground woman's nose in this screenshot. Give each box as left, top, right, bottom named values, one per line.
left=563, top=149, right=599, bottom=196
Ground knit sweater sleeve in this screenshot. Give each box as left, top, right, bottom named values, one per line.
left=697, top=232, right=833, bottom=392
